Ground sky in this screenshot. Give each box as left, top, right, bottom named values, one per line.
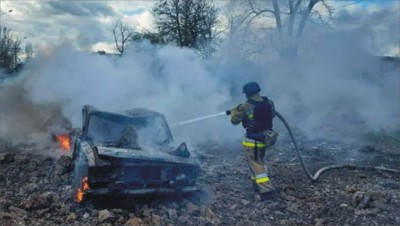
left=0, top=0, right=399, bottom=151
left=0, top=0, right=399, bottom=56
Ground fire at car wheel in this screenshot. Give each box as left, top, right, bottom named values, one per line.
left=72, top=152, right=89, bottom=204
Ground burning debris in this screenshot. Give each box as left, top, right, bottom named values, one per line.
left=55, top=134, right=71, bottom=151
left=75, top=177, right=89, bottom=203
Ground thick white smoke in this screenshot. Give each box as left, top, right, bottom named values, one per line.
left=276, top=27, right=398, bottom=141
left=1, top=42, right=240, bottom=148
left=0, top=1, right=399, bottom=150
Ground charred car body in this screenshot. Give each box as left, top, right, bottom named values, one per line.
left=72, top=105, right=200, bottom=203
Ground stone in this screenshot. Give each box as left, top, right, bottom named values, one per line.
left=177, top=216, right=188, bottom=225
left=0, top=211, right=25, bottom=226
left=210, top=218, right=222, bottom=225
left=314, top=218, right=325, bottom=226
left=124, top=216, right=143, bottom=226
left=141, top=205, right=151, bottom=217
left=241, top=199, right=251, bottom=206
left=229, top=205, right=237, bottom=210
left=368, top=191, right=391, bottom=204
left=351, top=192, right=365, bottom=207
left=8, top=206, right=27, bottom=218
left=98, top=209, right=113, bottom=223
left=24, top=183, right=39, bottom=193
left=204, top=207, right=215, bottom=218
left=58, top=204, right=71, bottom=215
left=354, top=209, right=378, bottom=217
left=14, top=155, right=28, bottom=164
left=67, top=212, right=77, bottom=224
left=167, top=209, right=177, bottom=220
left=34, top=209, right=48, bottom=218
left=112, top=209, right=124, bottom=214
left=346, top=185, right=358, bottom=193
left=151, top=214, right=161, bottom=226
left=21, top=192, right=55, bottom=210
left=83, top=212, right=90, bottom=219
left=187, top=202, right=200, bottom=216
left=357, top=195, right=370, bottom=209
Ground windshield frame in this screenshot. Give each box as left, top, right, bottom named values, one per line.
left=82, top=111, right=173, bottom=146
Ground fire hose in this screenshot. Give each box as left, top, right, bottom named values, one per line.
left=275, top=111, right=400, bottom=181
left=175, top=111, right=400, bottom=181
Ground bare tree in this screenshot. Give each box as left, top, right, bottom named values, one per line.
left=112, top=20, right=135, bottom=56
left=131, top=28, right=165, bottom=45
left=24, top=42, right=33, bottom=60
left=229, top=0, right=333, bottom=59
left=0, top=27, right=22, bottom=71
left=152, top=0, right=219, bottom=57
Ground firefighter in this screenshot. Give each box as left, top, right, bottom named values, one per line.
left=227, top=81, right=278, bottom=201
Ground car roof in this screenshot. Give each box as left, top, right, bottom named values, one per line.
left=84, top=105, right=164, bottom=119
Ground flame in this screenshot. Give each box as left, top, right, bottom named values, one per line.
left=75, top=177, right=89, bottom=203
left=75, top=188, right=84, bottom=203
left=56, top=134, right=71, bottom=151
left=82, top=176, right=90, bottom=191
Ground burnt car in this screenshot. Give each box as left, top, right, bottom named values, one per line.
left=72, top=105, right=200, bottom=203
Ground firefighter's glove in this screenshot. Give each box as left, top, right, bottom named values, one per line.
left=229, top=104, right=242, bottom=116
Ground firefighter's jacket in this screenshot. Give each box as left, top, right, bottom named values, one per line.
left=230, top=94, right=276, bottom=137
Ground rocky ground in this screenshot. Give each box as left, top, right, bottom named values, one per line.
left=0, top=134, right=399, bottom=226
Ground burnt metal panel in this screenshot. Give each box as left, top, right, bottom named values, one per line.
left=75, top=105, right=200, bottom=199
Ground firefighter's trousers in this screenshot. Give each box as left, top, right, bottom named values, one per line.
left=242, top=138, right=274, bottom=194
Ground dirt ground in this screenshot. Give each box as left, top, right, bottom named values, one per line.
left=0, top=134, right=399, bottom=226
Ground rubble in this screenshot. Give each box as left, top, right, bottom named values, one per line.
left=56, top=155, right=73, bottom=175
left=21, top=192, right=56, bottom=210
left=0, top=137, right=399, bottom=225
left=66, top=212, right=77, bottom=223
left=0, top=153, right=14, bottom=164
left=98, top=209, right=113, bottom=223
left=0, top=211, right=25, bottom=226
left=124, top=216, right=143, bottom=226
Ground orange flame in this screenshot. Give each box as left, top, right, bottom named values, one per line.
left=56, top=134, right=71, bottom=151
left=75, top=188, right=84, bottom=203
left=75, top=176, right=90, bottom=203
left=82, top=176, right=90, bottom=191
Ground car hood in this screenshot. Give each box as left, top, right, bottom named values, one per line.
left=96, top=146, right=198, bottom=165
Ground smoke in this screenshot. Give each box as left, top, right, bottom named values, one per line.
left=0, top=2, right=399, bottom=151
left=273, top=10, right=399, bottom=141
left=264, top=50, right=400, bottom=141
left=1, top=42, right=238, bottom=150
left=0, top=81, right=70, bottom=146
